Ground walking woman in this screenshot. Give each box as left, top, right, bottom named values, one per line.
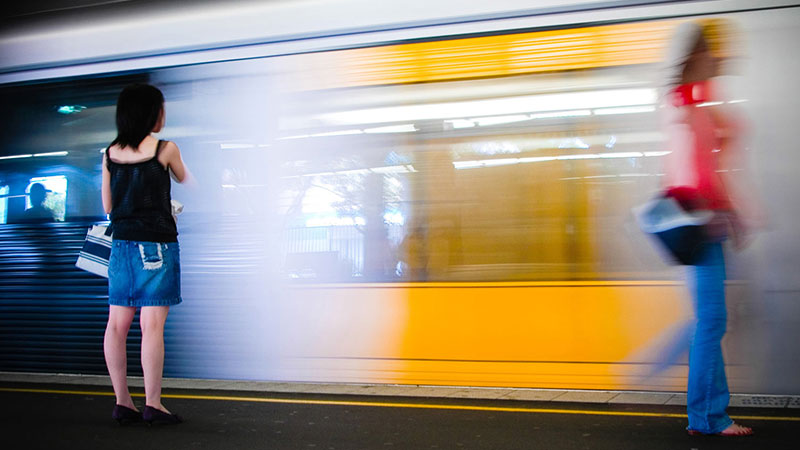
left=662, top=20, right=752, bottom=437
left=102, top=83, right=188, bottom=425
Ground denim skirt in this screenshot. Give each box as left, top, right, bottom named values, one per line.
left=108, top=239, right=182, bottom=307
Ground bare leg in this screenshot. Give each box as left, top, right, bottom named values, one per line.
left=104, top=305, right=137, bottom=409
left=140, top=306, right=170, bottom=412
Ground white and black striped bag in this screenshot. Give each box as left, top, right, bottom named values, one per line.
left=75, top=224, right=112, bottom=277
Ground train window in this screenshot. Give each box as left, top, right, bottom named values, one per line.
left=25, top=176, right=67, bottom=222
left=276, top=150, right=411, bottom=281
left=1, top=20, right=697, bottom=281
left=118, top=22, right=678, bottom=283
left=0, top=185, right=8, bottom=224
left=264, top=63, right=672, bottom=282
left=0, top=74, right=145, bottom=223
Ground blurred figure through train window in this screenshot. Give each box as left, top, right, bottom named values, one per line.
left=19, top=182, right=54, bottom=223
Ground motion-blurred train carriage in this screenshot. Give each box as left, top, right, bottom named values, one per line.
left=1, top=0, right=798, bottom=394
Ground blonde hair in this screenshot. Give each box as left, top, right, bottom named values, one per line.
left=698, top=18, right=737, bottom=59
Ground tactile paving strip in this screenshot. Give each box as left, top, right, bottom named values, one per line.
left=730, top=396, right=788, bottom=408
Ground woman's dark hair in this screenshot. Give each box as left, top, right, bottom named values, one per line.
left=111, top=83, right=164, bottom=150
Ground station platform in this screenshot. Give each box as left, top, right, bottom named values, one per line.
left=2, top=372, right=798, bottom=449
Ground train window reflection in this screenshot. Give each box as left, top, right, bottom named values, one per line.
left=279, top=160, right=409, bottom=281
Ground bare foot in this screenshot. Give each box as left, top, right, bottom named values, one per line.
left=718, top=423, right=754, bottom=436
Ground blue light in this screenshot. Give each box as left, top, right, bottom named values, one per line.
left=57, top=105, right=86, bottom=114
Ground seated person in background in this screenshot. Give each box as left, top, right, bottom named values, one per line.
left=19, top=183, right=55, bottom=223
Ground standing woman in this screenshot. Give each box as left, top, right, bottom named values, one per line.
left=102, top=83, right=187, bottom=425
left=662, top=21, right=752, bottom=437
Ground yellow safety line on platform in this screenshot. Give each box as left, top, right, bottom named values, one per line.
left=2, top=387, right=799, bottom=422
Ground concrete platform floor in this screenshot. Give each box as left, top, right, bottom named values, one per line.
left=1, top=373, right=799, bottom=449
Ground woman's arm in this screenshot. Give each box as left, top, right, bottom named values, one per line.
left=101, top=152, right=112, bottom=214
left=160, top=141, right=194, bottom=185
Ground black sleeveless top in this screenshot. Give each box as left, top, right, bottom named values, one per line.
left=106, top=140, right=178, bottom=242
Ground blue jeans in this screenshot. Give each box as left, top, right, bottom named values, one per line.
left=686, top=242, right=733, bottom=433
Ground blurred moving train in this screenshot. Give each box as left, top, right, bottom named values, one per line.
left=1, top=0, right=799, bottom=394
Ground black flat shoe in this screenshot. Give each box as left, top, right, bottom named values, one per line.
left=143, top=405, right=183, bottom=425
left=112, top=405, right=142, bottom=425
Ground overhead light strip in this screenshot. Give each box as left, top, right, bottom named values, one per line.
left=453, top=150, right=669, bottom=170
left=0, top=151, right=68, bottom=160
left=317, top=88, right=657, bottom=126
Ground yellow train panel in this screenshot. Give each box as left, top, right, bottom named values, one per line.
left=277, top=282, right=694, bottom=391
left=284, top=20, right=678, bottom=90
